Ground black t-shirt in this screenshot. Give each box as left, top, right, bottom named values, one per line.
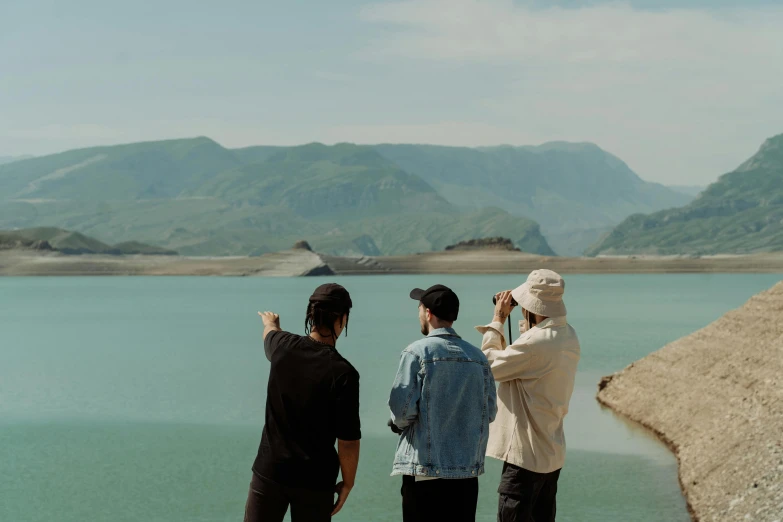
left=252, top=330, right=361, bottom=491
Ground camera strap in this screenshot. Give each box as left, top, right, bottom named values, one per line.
left=507, top=315, right=513, bottom=344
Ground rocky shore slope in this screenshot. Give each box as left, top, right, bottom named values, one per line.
left=597, top=281, right=783, bottom=521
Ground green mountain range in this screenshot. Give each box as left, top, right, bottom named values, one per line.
left=0, top=227, right=177, bottom=255
left=0, top=137, right=696, bottom=257
left=587, top=134, right=783, bottom=256
left=0, top=138, right=554, bottom=256
left=373, top=143, right=691, bottom=255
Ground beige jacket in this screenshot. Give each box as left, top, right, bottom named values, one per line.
left=476, top=316, right=580, bottom=473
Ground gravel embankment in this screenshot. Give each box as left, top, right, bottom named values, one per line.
left=597, top=281, right=783, bottom=521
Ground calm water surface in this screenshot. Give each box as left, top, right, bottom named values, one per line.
left=2, top=274, right=780, bottom=521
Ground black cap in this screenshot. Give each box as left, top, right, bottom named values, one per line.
left=309, top=283, right=352, bottom=313
left=410, top=284, right=459, bottom=322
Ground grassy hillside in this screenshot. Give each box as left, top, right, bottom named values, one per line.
left=587, top=134, right=783, bottom=255
left=0, top=227, right=177, bottom=255
left=189, top=143, right=448, bottom=218
left=375, top=143, right=692, bottom=255
left=668, top=185, right=706, bottom=197
left=1, top=137, right=239, bottom=200
left=0, top=140, right=553, bottom=256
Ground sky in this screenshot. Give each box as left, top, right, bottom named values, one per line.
left=1, top=0, right=782, bottom=185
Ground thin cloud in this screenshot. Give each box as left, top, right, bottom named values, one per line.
left=4, top=124, right=121, bottom=141
left=359, top=1, right=783, bottom=64
left=357, top=0, right=783, bottom=184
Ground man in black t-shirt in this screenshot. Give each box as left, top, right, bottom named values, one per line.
left=244, top=283, right=361, bottom=522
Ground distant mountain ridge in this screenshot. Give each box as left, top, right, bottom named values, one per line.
left=0, top=155, right=33, bottom=166
left=374, top=142, right=692, bottom=255
left=3, top=137, right=240, bottom=201
left=0, top=138, right=554, bottom=256
left=588, top=133, right=783, bottom=255
left=0, top=137, right=695, bottom=257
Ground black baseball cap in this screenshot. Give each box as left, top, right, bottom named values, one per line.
left=309, top=283, right=353, bottom=313
left=410, top=284, right=459, bottom=322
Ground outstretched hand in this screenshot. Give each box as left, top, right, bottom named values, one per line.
left=332, top=481, right=353, bottom=516
left=258, top=311, right=280, bottom=328
left=493, top=291, right=515, bottom=324
left=258, top=312, right=281, bottom=342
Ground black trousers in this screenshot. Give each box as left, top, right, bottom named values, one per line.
left=244, top=473, right=334, bottom=522
left=401, top=475, right=479, bottom=522
left=497, top=462, right=561, bottom=522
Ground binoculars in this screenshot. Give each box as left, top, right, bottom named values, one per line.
left=492, top=295, right=519, bottom=307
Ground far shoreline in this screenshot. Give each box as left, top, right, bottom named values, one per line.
left=3, top=248, right=783, bottom=277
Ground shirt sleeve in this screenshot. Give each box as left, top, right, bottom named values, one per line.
left=334, top=370, right=362, bottom=441
left=263, top=330, right=288, bottom=362
left=388, top=349, right=422, bottom=429
left=476, top=322, right=536, bottom=383
left=487, top=368, right=498, bottom=423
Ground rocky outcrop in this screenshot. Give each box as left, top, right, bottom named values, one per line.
left=597, top=281, right=783, bottom=521
left=445, top=237, right=521, bottom=251
left=301, top=264, right=335, bottom=276
left=247, top=249, right=330, bottom=277
left=292, top=240, right=313, bottom=251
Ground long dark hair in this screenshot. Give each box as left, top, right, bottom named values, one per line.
left=524, top=308, right=540, bottom=329
left=304, top=302, right=350, bottom=342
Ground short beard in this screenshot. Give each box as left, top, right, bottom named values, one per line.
left=420, top=320, right=429, bottom=336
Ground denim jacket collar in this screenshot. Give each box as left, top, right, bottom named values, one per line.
left=427, top=327, right=461, bottom=339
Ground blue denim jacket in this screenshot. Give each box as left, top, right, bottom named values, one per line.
left=389, top=328, right=497, bottom=478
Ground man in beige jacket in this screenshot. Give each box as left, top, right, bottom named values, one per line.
left=476, top=269, right=580, bottom=522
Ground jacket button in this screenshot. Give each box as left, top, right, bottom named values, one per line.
left=471, top=471, right=476, bottom=475
left=436, top=470, right=440, bottom=475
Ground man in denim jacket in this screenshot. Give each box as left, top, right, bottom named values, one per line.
left=388, top=284, right=497, bottom=522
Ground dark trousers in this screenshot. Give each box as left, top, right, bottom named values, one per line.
left=497, top=462, right=561, bottom=522
left=401, top=475, right=479, bottom=522
left=244, top=473, right=333, bottom=522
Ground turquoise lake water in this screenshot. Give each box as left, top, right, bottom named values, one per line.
left=2, top=274, right=780, bottom=521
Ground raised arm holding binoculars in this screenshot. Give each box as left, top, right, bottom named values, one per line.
left=476, top=270, right=581, bottom=522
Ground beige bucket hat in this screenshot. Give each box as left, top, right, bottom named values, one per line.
left=511, top=269, right=567, bottom=317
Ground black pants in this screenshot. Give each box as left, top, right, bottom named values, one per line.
left=497, top=462, right=561, bottom=522
left=244, top=473, right=334, bottom=522
left=401, top=475, right=479, bottom=522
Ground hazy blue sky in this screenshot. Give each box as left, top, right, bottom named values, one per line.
left=1, top=0, right=782, bottom=184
